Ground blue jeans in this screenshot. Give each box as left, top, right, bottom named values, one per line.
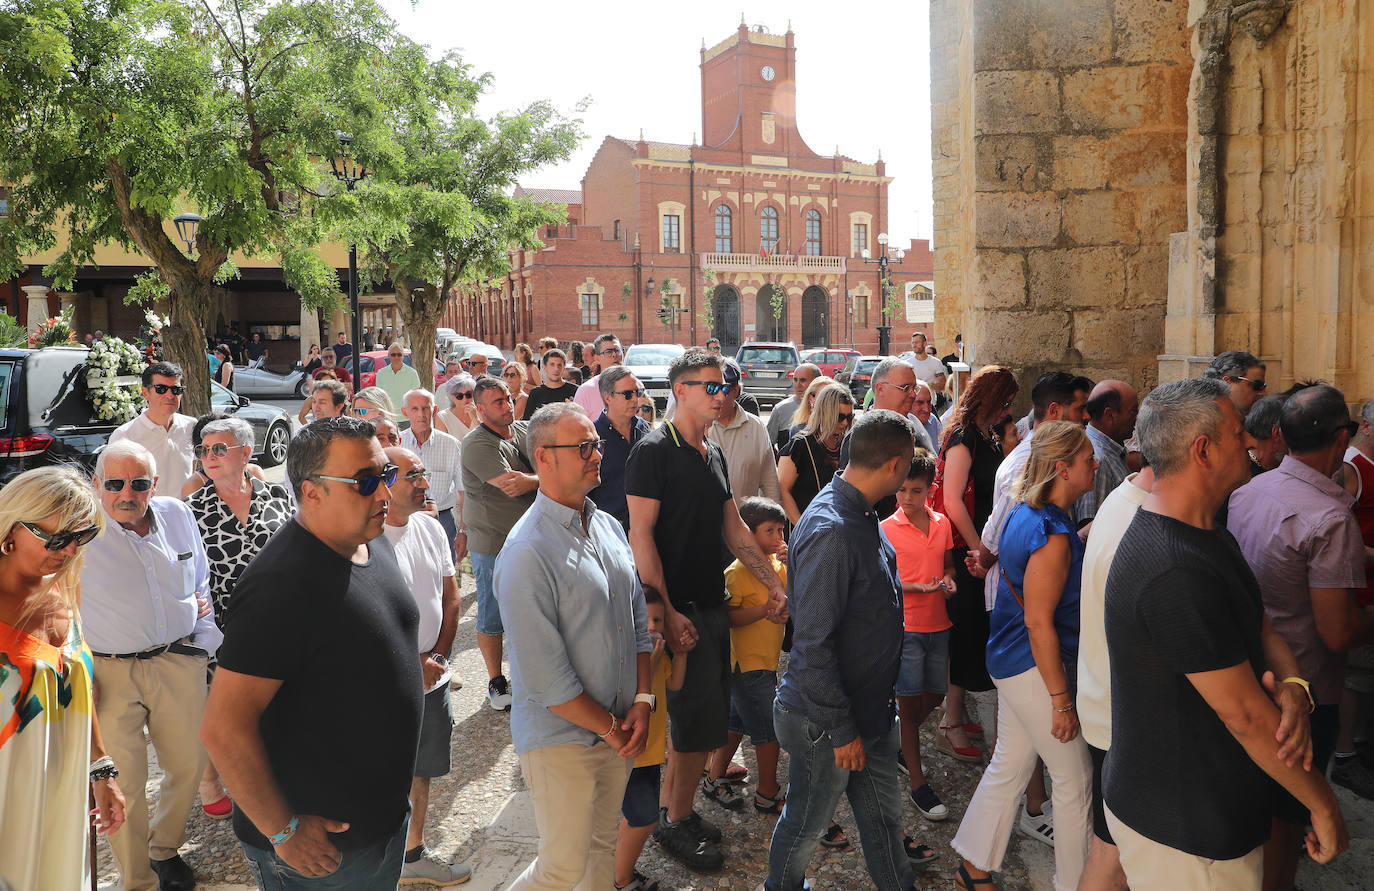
left=765, top=703, right=915, bottom=891
left=240, top=817, right=407, bottom=890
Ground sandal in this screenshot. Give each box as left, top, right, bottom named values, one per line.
left=936, top=724, right=984, bottom=763
left=702, top=762, right=750, bottom=782
left=754, top=789, right=786, bottom=814
left=955, top=863, right=996, bottom=890
left=819, top=821, right=849, bottom=848
left=200, top=794, right=233, bottom=819
left=701, top=776, right=746, bottom=810
left=615, top=870, right=661, bottom=891
left=903, top=834, right=938, bottom=865
left=958, top=720, right=984, bottom=739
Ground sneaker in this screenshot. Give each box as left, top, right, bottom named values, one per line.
left=1019, top=800, right=1054, bottom=847
left=400, top=852, right=472, bottom=886
left=655, top=807, right=722, bottom=843
left=1331, top=755, right=1374, bottom=801
left=910, top=783, right=949, bottom=822
left=449, top=674, right=463, bottom=690
left=655, top=816, right=724, bottom=870
left=487, top=675, right=512, bottom=711
left=896, top=749, right=909, bottom=777
left=701, top=776, right=746, bottom=810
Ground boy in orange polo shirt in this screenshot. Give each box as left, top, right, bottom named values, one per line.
left=880, top=449, right=956, bottom=823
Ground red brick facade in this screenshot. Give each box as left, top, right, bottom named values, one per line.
left=448, top=23, right=934, bottom=356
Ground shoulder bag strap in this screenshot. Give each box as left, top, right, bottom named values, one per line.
left=998, top=564, right=1026, bottom=611
left=804, top=437, right=821, bottom=491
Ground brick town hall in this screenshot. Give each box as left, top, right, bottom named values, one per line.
left=452, top=22, right=933, bottom=354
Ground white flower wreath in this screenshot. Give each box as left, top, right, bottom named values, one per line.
left=86, top=338, right=147, bottom=424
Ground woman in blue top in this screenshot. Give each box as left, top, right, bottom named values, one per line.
left=950, top=421, right=1098, bottom=891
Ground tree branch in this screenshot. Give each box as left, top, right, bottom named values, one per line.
left=198, top=0, right=245, bottom=67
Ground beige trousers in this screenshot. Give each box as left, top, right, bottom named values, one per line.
left=510, top=742, right=634, bottom=891
left=94, top=651, right=208, bottom=891
left=1105, top=803, right=1263, bottom=890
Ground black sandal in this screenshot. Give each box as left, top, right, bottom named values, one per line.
left=955, top=863, right=996, bottom=889
left=819, top=821, right=849, bottom=848
left=904, top=835, right=938, bottom=865
left=614, top=870, right=661, bottom=891
left=754, top=789, right=786, bottom=814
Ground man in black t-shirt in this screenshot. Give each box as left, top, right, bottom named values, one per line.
left=625, top=350, right=786, bottom=869
left=1104, top=377, right=1346, bottom=886
left=203, top=417, right=422, bottom=885
left=521, top=348, right=577, bottom=420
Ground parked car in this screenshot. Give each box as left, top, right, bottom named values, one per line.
left=798, top=347, right=860, bottom=377
left=232, top=360, right=312, bottom=398
left=345, top=350, right=449, bottom=391
left=734, top=342, right=800, bottom=406
left=453, top=343, right=507, bottom=373
left=623, top=343, right=685, bottom=407
left=209, top=380, right=293, bottom=467
left=835, top=355, right=884, bottom=404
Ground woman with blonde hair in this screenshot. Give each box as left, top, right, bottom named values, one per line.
left=951, top=421, right=1097, bottom=891
left=936, top=364, right=1020, bottom=762
left=788, top=375, right=835, bottom=439
left=351, top=386, right=396, bottom=423
left=778, top=381, right=856, bottom=525
left=515, top=342, right=541, bottom=389
left=0, top=467, right=125, bottom=889
left=502, top=363, right=529, bottom=419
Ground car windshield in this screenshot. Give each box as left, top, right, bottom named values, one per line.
left=27, top=348, right=103, bottom=429
left=624, top=347, right=682, bottom=366
left=856, top=359, right=881, bottom=375
left=738, top=347, right=797, bottom=364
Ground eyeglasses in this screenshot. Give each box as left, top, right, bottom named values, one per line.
left=353, top=406, right=381, bottom=417
left=598, top=346, right=623, bottom=356
left=310, top=464, right=399, bottom=496
left=680, top=380, right=729, bottom=396
left=149, top=384, right=185, bottom=396
left=194, top=442, right=245, bottom=459
left=503, top=371, right=521, bottom=379
left=611, top=387, right=647, bottom=401
left=388, top=353, right=403, bottom=359
left=1231, top=376, right=1267, bottom=392
left=637, top=405, right=655, bottom=416
left=885, top=382, right=915, bottom=393
left=837, top=411, right=855, bottom=424
left=453, top=392, right=474, bottom=401
left=544, top=439, right=606, bottom=460
left=102, top=478, right=154, bottom=493
left=19, top=521, right=100, bottom=551
left=402, top=469, right=431, bottom=483
left=468, top=359, right=488, bottom=366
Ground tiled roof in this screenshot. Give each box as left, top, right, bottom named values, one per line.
left=513, top=186, right=582, bottom=205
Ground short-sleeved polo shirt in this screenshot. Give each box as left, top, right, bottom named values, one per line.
left=881, top=505, right=954, bottom=633
left=624, top=421, right=733, bottom=612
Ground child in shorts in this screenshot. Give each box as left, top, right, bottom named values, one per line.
left=614, top=584, right=685, bottom=890
left=702, top=497, right=788, bottom=813
left=880, top=449, right=956, bottom=822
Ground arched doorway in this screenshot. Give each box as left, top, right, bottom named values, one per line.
left=755, top=285, right=787, bottom=342
left=711, top=284, right=740, bottom=353
left=801, top=286, right=828, bottom=347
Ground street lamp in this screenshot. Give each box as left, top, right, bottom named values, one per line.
left=329, top=132, right=366, bottom=372
left=173, top=212, right=202, bottom=256
left=859, top=232, right=905, bottom=355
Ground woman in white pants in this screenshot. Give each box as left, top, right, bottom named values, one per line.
left=952, top=421, right=1098, bottom=891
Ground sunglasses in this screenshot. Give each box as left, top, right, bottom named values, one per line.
left=638, top=405, right=655, bottom=415
left=611, top=387, right=647, bottom=401
left=388, top=354, right=403, bottom=359
left=680, top=380, right=729, bottom=396
left=453, top=392, right=474, bottom=401
left=1233, top=376, right=1267, bottom=392
left=311, top=463, right=400, bottom=496
left=503, top=371, right=521, bottom=379
left=353, top=406, right=381, bottom=417
left=598, top=346, right=623, bottom=356
left=149, top=384, right=185, bottom=396
left=837, top=411, right=855, bottom=423
left=194, top=442, right=246, bottom=459
left=102, top=477, right=154, bottom=493
left=544, top=439, right=606, bottom=460
left=19, top=521, right=100, bottom=551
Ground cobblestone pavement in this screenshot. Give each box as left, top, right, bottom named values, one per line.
left=99, top=566, right=1374, bottom=890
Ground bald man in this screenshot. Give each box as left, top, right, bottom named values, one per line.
left=1076, top=380, right=1139, bottom=525
left=767, top=363, right=821, bottom=449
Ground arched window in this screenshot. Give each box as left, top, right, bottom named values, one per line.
left=805, top=209, right=822, bottom=256
left=714, top=205, right=732, bottom=253
left=760, top=207, right=779, bottom=254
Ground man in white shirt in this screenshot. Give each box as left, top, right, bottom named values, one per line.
left=907, top=332, right=948, bottom=392
left=709, top=359, right=781, bottom=505
left=382, top=446, right=471, bottom=886
left=81, top=440, right=220, bottom=891
left=108, top=361, right=196, bottom=497
left=766, top=362, right=821, bottom=449
left=573, top=333, right=623, bottom=415
left=375, top=342, right=423, bottom=415
left=400, top=388, right=463, bottom=555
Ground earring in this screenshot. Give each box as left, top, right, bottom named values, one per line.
left=1, top=540, right=13, bottom=556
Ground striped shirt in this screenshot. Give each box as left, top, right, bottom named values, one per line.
left=400, top=427, right=461, bottom=510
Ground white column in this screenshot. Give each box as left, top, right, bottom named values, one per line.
left=22, top=285, right=50, bottom=334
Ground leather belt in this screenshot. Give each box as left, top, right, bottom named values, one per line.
left=91, top=637, right=208, bottom=660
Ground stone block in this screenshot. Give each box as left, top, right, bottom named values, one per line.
left=1063, top=66, right=1158, bottom=132
left=972, top=307, right=1072, bottom=365
left=1136, top=187, right=1187, bottom=243
left=1114, top=0, right=1191, bottom=65
left=1126, top=243, right=1170, bottom=306
left=973, top=250, right=1029, bottom=308
left=973, top=0, right=1035, bottom=71
left=975, top=71, right=1060, bottom=135
left=1028, top=246, right=1127, bottom=308
left=974, top=135, right=1047, bottom=191
left=1224, top=134, right=1263, bottom=175
left=975, top=191, right=1062, bottom=248
left=1026, top=0, right=1115, bottom=68
left=1071, top=304, right=1167, bottom=363
left=1052, top=136, right=1111, bottom=190
left=1063, top=190, right=1140, bottom=246
left=1105, top=132, right=1186, bottom=188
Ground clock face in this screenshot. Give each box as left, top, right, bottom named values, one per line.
left=761, top=65, right=775, bottom=82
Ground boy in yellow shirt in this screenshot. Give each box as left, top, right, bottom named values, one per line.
left=702, top=497, right=788, bottom=813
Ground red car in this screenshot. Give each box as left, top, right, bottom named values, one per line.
left=796, top=347, right=860, bottom=377
left=347, top=350, right=448, bottom=391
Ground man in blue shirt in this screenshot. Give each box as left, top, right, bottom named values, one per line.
left=768, top=409, right=932, bottom=891
left=589, top=365, right=649, bottom=529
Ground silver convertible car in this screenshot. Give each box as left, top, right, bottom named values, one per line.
left=230, top=360, right=312, bottom=398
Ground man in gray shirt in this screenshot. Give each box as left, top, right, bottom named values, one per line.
left=767, top=362, right=821, bottom=449
left=461, top=376, right=538, bottom=710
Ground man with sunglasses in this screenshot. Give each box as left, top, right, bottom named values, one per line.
left=80, top=440, right=221, bottom=891
left=625, top=350, right=786, bottom=869
left=589, top=366, right=651, bottom=529
left=376, top=342, right=422, bottom=417
left=465, top=353, right=490, bottom=376
left=108, top=361, right=197, bottom=499
left=708, top=358, right=780, bottom=508
left=312, top=348, right=353, bottom=395
left=574, top=333, right=625, bottom=416
left=837, top=359, right=934, bottom=522
left=461, top=376, right=538, bottom=711
left=1204, top=349, right=1268, bottom=417
left=205, top=417, right=422, bottom=888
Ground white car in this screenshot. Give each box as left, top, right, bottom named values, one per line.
left=623, top=343, right=685, bottom=406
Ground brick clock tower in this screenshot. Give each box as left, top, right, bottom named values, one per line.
left=701, top=22, right=811, bottom=158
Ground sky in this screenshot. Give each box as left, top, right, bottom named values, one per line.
left=380, top=0, right=934, bottom=247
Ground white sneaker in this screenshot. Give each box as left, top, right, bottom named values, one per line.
left=400, top=852, right=472, bottom=886
left=1019, top=800, right=1053, bottom=847
left=487, top=675, right=512, bottom=711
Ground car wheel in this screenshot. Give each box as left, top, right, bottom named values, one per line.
left=260, top=422, right=290, bottom=467
left=294, top=376, right=310, bottom=398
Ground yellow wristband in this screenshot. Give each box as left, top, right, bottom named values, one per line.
left=1280, top=676, right=1315, bottom=713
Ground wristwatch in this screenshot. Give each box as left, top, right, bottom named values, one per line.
left=634, top=693, right=657, bottom=713
left=427, top=652, right=449, bottom=668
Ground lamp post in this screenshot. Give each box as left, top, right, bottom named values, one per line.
left=173, top=213, right=202, bottom=256
left=329, top=133, right=366, bottom=373
left=859, top=232, right=904, bottom=355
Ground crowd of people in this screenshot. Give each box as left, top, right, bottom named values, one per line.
left=1, top=329, right=1372, bottom=891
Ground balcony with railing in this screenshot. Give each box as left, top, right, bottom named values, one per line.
left=701, top=252, right=847, bottom=274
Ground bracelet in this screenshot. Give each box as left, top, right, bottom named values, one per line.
left=1048, top=690, right=1070, bottom=698
left=1280, top=676, right=1316, bottom=713
left=598, top=715, right=618, bottom=740
left=89, top=755, right=119, bottom=782
left=1055, top=704, right=1076, bottom=713
left=269, top=816, right=299, bottom=846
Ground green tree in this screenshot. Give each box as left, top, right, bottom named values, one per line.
left=0, top=0, right=419, bottom=413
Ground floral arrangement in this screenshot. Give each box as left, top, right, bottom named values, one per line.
left=27, top=306, right=76, bottom=348
left=85, top=336, right=147, bottom=423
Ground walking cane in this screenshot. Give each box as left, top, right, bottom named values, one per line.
left=88, top=786, right=98, bottom=891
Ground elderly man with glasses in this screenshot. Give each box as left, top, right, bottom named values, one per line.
left=108, top=361, right=198, bottom=497
left=80, top=439, right=221, bottom=891
left=589, top=365, right=651, bottom=530
left=375, top=342, right=422, bottom=416
left=574, top=333, right=625, bottom=416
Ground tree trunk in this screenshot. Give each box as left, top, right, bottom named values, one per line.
left=393, top=277, right=444, bottom=392
left=164, top=281, right=212, bottom=417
